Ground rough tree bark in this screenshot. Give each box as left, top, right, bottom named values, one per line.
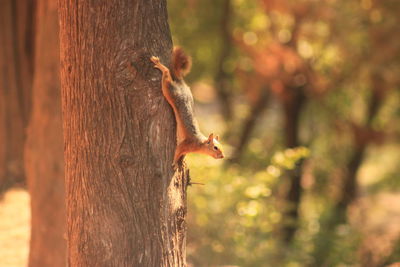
left=0, top=0, right=35, bottom=193
left=25, top=0, right=66, bottom=266
left=59, top=1, right=188, bottom=266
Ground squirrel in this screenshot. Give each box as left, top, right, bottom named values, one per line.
left=150, top=47, right=224, bottom=167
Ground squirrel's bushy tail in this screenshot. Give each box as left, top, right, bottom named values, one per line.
left=172, top=46, right=192, bottom=79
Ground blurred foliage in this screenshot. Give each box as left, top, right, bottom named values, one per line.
left=186, top=147, right=309, bottom=266
left=169, top=0, right=400, bottom=266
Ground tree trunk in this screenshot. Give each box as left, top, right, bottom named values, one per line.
left=336, top=147, right=365, bottom=213
left=214, top=0, right=233, bottom=123
left=281, top=88, right=306, bottom=243
left=336, top=81, right=385, bottom=218
left=0, top=0, right=35, bottom=193
left=59, top=1, right=188, bottom=266
left=230, top=90, right=269, bottom=163
left=25, top=0, right=66, bottom=266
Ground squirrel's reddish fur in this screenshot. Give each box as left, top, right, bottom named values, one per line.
left=172, top=46, right=192, bottom=79
left=150, top=48, right=224, bottom=167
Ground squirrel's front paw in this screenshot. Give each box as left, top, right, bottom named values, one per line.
left=150, top=56, right=160, bottom=65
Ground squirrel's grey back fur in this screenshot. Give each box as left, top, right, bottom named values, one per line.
left=168, top=80, right=204, bottom=141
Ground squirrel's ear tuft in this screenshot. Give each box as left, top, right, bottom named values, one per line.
left=208, top=133, right=214, bottom=142
left=215, top=135, right=219, bottom=141
left=172, top=46, right=192, bottom=79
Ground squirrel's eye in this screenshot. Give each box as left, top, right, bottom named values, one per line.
left=213, top=146, right=218, bottom=150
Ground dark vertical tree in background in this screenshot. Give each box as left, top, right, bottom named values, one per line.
left=25, top=0, right=66, bottom=266
left=336, top=81, right=386, bottom=217
left=280, top=85, right=306, bottom=243
left=231, top=89, right=270, bottom=162
left=59, top=1, right=188, bottom=265
left=0, top=0, right=35, bottom=192
left=215, top=0, right=234, bottom=123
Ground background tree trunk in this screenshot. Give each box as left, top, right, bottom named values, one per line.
left=230, top=89, right=269, bottom=163
left=0, top=0, right=35, bottom=193
left=25, top=0, right=66, bottom=266
left=281, top=88, right=306, bottom=243
left=59, top=1, right=188, bottom=266
left=336, top=82, right=385, bottom=216
left=215, top=0, right=233, bottom=123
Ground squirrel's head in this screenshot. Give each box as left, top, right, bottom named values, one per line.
left=202, top=133, right=224, bottom=159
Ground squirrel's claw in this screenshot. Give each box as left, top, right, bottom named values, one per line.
left=150, top=56, right=163, bottom=71
left=150, top=56, right=160, bottom=65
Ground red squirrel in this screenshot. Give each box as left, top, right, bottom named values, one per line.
left=150, top=47, right=224, bottom=167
